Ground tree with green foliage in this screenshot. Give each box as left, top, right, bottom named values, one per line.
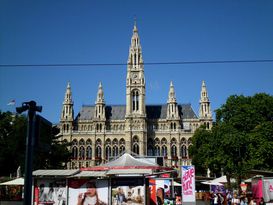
left=0, top=111, right=71, bottom=176
left=190, top=93, right=273, bottom=189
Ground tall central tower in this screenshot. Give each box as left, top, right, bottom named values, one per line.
left=126, top=22, right=146, bottom=117
left=125, top=22, right=147, bottom=155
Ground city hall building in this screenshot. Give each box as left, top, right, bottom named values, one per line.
left=59, top=23, right=212, bottom=169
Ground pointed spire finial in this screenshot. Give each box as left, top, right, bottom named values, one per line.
left=133, top=16, right=138, bottom=33
left=202, top=80, right=206, bottom=87
left=67, top=81, right=71, bottom=89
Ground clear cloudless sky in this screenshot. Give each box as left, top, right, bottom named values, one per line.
left=1, top=0, right=273, bottom=124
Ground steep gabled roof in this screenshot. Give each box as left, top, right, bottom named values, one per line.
left=75, top=104, right=197, bottom=121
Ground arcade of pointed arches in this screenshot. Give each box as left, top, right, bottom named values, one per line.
left=70, top=136, right=192, bottom=168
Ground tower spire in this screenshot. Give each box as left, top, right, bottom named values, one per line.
left=167, top=81, right=179, bottom=119
left=199, top=80, right=212, bottom=129
left=60, top=81, right=74, bottom=133
left=168, top=81, right=176, bottom=103
left=95, top=82, right=105, bottom=119
left=96, top=81, right=105, bottom=104
left=126, top=22, right=146, bottom=117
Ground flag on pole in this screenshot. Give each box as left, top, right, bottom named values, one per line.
left=7, top=99, right=16, bottom=106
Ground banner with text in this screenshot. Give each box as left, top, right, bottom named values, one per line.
left=181, top=165, right=195, bottom=203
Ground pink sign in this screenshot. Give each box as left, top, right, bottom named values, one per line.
left=181, top=165, right=196, bottom=202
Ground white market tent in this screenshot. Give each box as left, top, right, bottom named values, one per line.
left=201, top=181, right=224, bottom=186
left=0, top=177, right=24, bottom=186
left=201, top=175, right=236, bottom=186
left=210, top=175, right=236, bottom=184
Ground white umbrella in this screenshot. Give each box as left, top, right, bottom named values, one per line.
left=0, top=177, right=24, bottom=186
left=201, top=181, right=224, bottom=186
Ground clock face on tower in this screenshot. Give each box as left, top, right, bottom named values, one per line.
left=133, top=74, right=138, bottom=79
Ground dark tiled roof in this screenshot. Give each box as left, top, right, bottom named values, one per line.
left=76, top=104, right=197, bottom=121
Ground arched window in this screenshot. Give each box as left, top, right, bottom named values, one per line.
left=113, top=146, right=118, bottom=158
left=79, top=146, right=85, bottom=159
left=162, top=145, right=167, bottom=157
left=181, top=145, right=187, bottom=158
left=79, top=139, right=85, bottom=146
left=86, top=146, right=92, bottom=159
left=154, top=138, right=160, bottom=145
left=96, top=146, right=101, bottom=158
left=113, top=138, right=118, bottom=145
left=171, top=145, right=177, bottom=157
left=188, top=138, right=193, bottom=146
left=181, top=138, right=186, bottom=145
left=105, top=146, right=111, bottom=160
left=95, top=139, right=102, bottom=158
left=155, top=145, right=160, bottom=156
left=72, top=139, right=78, bottom=146
left=72, top=147, right=78, bottom=159
left=132, top=136, right=139, bottom=154
left=161, top=138, right=167, bottom=145
left=86, top=139, right=92, bottom=145
left=119, top=145, right=125, bottom=154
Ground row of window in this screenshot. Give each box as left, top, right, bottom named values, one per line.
left=71, top=144, right=191, bottom=160
left=64, top=122, right=202, bottom=133
left=71, top=137, right=192, bottom=146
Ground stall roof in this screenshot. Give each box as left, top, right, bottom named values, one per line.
left=81, top=153, right=162, bottom=171
left=72, top=171, right=107, bottom=177
left=0, top=177, right=24, bottom=186
left=106, top=169, right=153, bottom=175
left=33, top=169, right=80, bottom=177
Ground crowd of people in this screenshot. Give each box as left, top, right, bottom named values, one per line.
left=206, top=191, right=266, bottom=205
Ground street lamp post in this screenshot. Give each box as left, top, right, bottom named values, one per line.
left=16, top=101, right=42, bottom=205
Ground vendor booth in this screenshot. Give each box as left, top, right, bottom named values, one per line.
left=32, top=153, right=176, bottom=205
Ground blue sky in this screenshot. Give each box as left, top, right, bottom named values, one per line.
left=1, top=0, right=273, bottom=123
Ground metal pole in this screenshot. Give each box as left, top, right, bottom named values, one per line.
left=17, top=101, right=42, bottom=205
left=23, top=102, right=35, bottom=205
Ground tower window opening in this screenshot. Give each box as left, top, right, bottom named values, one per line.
left=132, top=90, right=139, bottom=112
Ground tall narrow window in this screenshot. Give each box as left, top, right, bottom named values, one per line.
left=171, top=145, right=177, bottom=157
left=133, top=136, right=139, bottom=154
left=96, top=146, right=101, bottom=158
left=155, top=146, right=160, bottom=156
left=105, top=146, right=111, bottom=160
left=132, top=90, right=139, bottom=112
left=79, top=147, right=85, bottom=159
left=162, top=146, right=167, bottom=157
left=113, top=146, right=118, bottom=158
left=136, top=93, right=139, bottom=111
left=72, top=147, right=78, bottom=159
left=86, top=146, right=92, bottom=159
left=181, top=145, right=187, bottom=158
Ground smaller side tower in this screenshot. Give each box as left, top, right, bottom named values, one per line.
left=166, top=81, right=181, bottom=130
left=199, top=80, right=212, bottom=129
left=60, top=82, right=74, bottom=134
left=94, top=82, right=106, bottom=132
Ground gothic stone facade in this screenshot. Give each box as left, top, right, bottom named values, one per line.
left=59, top=24, right=212, bottom=169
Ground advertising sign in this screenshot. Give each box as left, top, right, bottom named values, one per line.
left=264, top=178, right=273, bottom=203
left=181, top=165, right=195, bottom=203
left=35, top=179, right=66, bottom=205
left=111, top=178, right=144, bottom=205
left=149, top=179, right=173, bottom=205
left=68, top=179, right=108, bottom=205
